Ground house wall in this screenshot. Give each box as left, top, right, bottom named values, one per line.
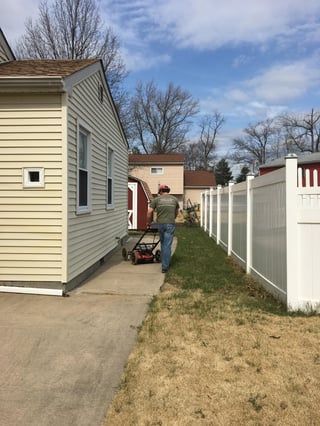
left=184, top=188, right=205, bottom=207
left=129, top=164, right=184, bottom=196
left=0, top=44, right=8, bottom=63
left=0, top=93, right=64, bottom=284
left=66, top=72, right=128, bottom=283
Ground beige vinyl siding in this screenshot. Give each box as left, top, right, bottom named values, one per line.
left=0, top=94, right=63, bottom=282
left=66, top=72, right=128, bottom=281
left=184, top=188, right=205, bottom=206
left=129, top=164, right=184, bottom=195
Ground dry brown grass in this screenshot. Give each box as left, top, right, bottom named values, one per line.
left=104, top=284, right=320, bottom=425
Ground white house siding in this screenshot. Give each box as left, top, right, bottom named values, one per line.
left=0, top=93, right=63, bottom=283
left=66, top=72, right=128, bottom=282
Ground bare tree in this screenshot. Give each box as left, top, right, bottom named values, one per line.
left=183, top=112, right=225, bottom=170
left=183, top=142, right=202, bottom=170
left=281, top=109, right=320, bottom=153
left=232, top=118, right=281, bottom=171
left=15, top=0, right=127, bottom=110
left=129, top=81, right=199, bottom=154
left=198, top=112, right=225, bottom=169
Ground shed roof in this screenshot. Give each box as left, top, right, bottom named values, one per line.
left=128, top=175, right=153, bottom=200
left=184, top=170, right=216, bottom=187
left=129, top=154, right=184, bottom=164
left=259, top=152, right=320, bottom=169
left=0, top=59, right=99, bottom=77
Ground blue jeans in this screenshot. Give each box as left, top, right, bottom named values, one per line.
left=158, top=223, right=175, bottom=271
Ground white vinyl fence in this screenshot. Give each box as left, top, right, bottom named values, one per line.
left=201, top=155, right=320, bottom=312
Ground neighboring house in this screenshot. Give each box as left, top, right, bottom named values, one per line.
left=0, top=50, right=128, bottom=293
left=128, top=175, right=153, bottom=229
left=259, top=153, right=320, bottom=186
left=128, top=155, right=216, bottom=224
left=0, top=28, right=15, bottom=62
left=184, top=170, right=216, bottom=206
left=129, top=154, right=185, bottom=204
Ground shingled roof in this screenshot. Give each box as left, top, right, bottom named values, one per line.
left=184, top=170, right=216, bottom=187
left=129, top=154, right=184, bottom=164
left=0, top=59, right=99, bottom=77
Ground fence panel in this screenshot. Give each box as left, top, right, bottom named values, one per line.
left=201, top=158, right=320, bottom=311
left=231, top=183, right=247, bottom=267
left=251, top=173, right=287, bottom=296
left=296, top=178, right=320, bottom=307
left=220, top=188, right=229, bottom=251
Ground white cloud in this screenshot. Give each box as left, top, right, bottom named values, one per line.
left=201, top=52, right=320, bottom=127
left=244, top=58, right=320, bottom=103
left=142, top=0, right=320, bottom=50
left=122, top=48, right=171, bottom=73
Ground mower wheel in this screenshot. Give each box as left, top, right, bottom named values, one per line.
left=122, top=247, right=127, bottom=260
left=155, top=250, right=161, bottom=263
left=131, top=250, right=140, bottom=265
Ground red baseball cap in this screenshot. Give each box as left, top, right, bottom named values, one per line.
left=158, top=184, right=170, bottom=192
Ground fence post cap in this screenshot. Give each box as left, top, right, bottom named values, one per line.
left=285, top=153, right=298, bottom=159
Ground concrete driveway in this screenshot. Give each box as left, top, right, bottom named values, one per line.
left=0, top=236, right=172, bottom=426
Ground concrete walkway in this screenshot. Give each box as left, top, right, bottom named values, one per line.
left=0, top=235, right=175, bottom=426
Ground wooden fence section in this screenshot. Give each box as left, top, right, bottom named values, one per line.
left=201, top=155, right=320, bottom=312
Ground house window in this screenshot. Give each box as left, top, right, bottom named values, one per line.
left=150, top=167, right=163, bottom=175
left=77, top=125, right=91, bottom=213
left=107, top=147, right=114, bottom=208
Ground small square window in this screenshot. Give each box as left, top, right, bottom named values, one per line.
left=23, top=168, right=45, bottom=188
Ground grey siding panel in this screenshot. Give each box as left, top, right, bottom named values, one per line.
left=67, top=73, right=128, bottom=281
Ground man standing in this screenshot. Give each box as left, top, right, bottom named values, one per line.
left=147, top=184, right=179, bottom=273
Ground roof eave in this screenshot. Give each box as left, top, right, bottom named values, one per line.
left=130, top=161, right=184, bottom=165
left=0, top=77, right=65, bottom=93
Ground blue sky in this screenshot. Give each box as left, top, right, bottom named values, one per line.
left=2, top=0, right=320, bottom=162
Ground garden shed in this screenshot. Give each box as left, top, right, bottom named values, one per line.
left=128, top=176, right=153, bottom=230
left=0, top=54, right=128, bottom=295
left=260, top=152, right=320, bottom=186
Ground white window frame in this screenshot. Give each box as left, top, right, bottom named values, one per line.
left=150, top=167, right=164, bottom=175
left=107, top=146, right=114, bottom=209
left=23, top=167, right=44, bottom=188
left=77, top=121, right=92, bottom=214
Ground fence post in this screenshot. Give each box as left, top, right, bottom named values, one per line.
left=204, top=190, right=208, bottom=232
left=209, top=187, right=214, bottom=237
left=228, top=182, right=234, bottom=256
left=285, top=154, right=299, bottom=310
left=246, top=174, right=254, bottom=274
left=217, top=185, right=221, bottom=245
left=200, top=192, right=204, bottom=228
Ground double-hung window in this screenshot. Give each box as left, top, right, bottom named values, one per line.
left=107, top=147, right=114, bottom=208
left=77, top=124, right=91, bottom=213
